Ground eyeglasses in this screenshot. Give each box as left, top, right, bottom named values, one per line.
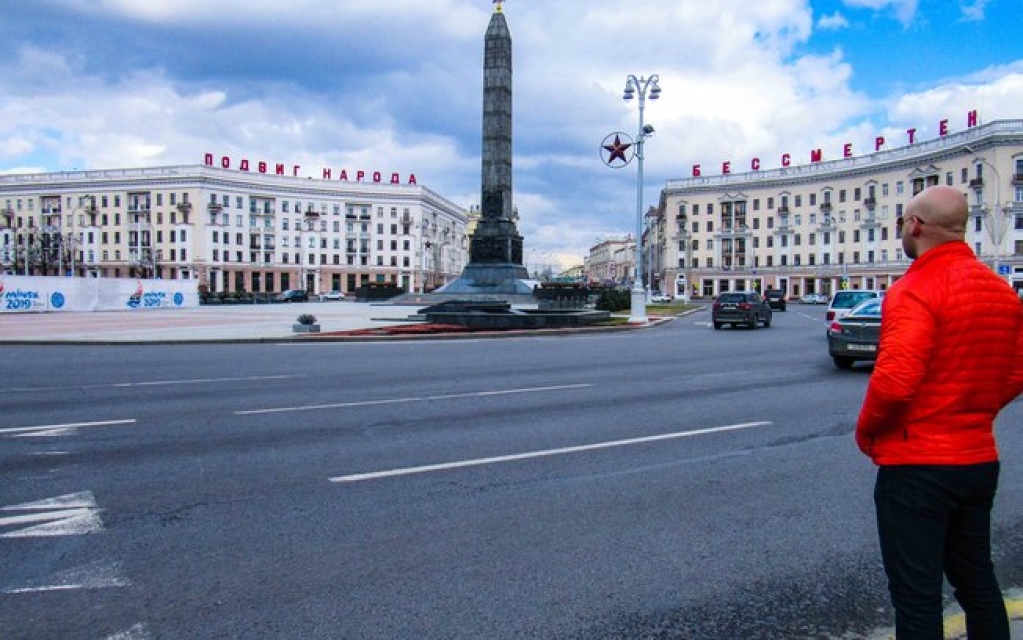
left=895, top=215, right=927, bottom=231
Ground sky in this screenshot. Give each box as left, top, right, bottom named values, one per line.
left=2, top=0, right=1022, bottom=272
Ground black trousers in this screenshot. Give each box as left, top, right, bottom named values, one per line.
left=874, top=462, right=1009, bottom=639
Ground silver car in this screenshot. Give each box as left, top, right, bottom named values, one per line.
left=827, top=298, right=882, bottom=369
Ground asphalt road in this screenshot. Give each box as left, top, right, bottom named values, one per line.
left=2, top=305, right=1022, bottom=639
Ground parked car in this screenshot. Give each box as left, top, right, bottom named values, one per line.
left=763, top=289, right=787, bottom=311
left=319, top=290, right=345, bottom=301
left=827, top=298, right=883, bottom=369
left=711, top=291, right=772, bottom=330
left=650, top=292, right=673, bottom=303
left=800, top=293, right=828, bottom=305
left=825, top=289, right=883, bottom=324
left=276, top=289, right=309, bottom=302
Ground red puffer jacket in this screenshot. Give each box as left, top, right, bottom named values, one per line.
left=856, top=242, right=1023, bottom=465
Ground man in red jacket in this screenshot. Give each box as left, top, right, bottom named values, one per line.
left=857, top=185, right=1023, bottom=638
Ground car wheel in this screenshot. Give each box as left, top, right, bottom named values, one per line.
left=748, top=316, right=758, bottom=330
left=763, top=313, right=772, bottom=328
left=832, top=356, right=855, bottom=369
left=713, top=322, right=722, bottom=330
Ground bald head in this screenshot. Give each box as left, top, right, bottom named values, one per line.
left=901, top=186, right=968, bottom=259
left=905, top=186, right=968, bottom=235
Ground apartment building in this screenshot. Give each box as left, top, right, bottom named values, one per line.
left=0, top=164, right=469, bottom=296
left=649, top=118, right=1023, bottom=299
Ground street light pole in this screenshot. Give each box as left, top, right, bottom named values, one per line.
left=623, top=74, right=660, bottom=323
left=965, top=147, right=1011, bottom=275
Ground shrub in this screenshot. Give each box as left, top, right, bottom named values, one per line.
left=296, top=313, right=317, bottom=325
left=595, top=288, right=631, bottom=311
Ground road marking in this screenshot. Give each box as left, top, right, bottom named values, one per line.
left=0, top=491, right=102, bottom=537
left=0, top=419, right=136, bottom=438
left=236, top=383, right=595, bottom=416
left=330, top=421, right=772, bottom=483
left=104, top=624, right=152, bottom=640
left=3, top=374, right=302, bottom=394
left=3, top=560, right=129, bottom=594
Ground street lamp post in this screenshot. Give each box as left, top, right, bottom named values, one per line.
left=965, top=147, right=1011, bottom=275
left=623, top=74, right=661, bottom=323
left=70, top=195, right=93, bottom=276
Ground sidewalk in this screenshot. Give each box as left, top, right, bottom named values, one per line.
left=0, top=300, right=423, bottom=343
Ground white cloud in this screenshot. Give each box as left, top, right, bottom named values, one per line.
left=842, top=0, right=920, bottom=26
left=817, top=11, right=850, bottom=29
left=960, top=0, right=990, bottom=22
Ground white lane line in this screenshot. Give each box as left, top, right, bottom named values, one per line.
left=330, top=421, right=772, bottom=483
left=236, top=383, right=595, bottom=416
left=0, top=419, right=136, bottom=437
left=4, top=374, right=302, bottom=393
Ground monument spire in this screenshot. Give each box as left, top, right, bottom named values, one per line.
left=434, top=2, right=530, bottom=296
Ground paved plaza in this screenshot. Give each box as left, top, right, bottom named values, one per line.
left=0, top=301, right=424, bottom=343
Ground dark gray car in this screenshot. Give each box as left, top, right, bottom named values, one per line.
left=712, top=292, right=772, bottom=330
left=827, top=298, right=882, bottom=368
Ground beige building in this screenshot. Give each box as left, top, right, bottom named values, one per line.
left=649, top=118, right=1023, bottom=300
left=585, top=236, right=635, bottom=286
left=0, top=164, right=469, bottom=296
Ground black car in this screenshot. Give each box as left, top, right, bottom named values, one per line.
left=711, top=292, right=772, bottom=330
left=276, top=289, right=309, bottom=302
left=763, top=289, right=787, bottom=311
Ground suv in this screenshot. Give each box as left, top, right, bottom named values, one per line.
left=276, top=289, right=309, bottom=303
left=825, top=290, right=882, bottom=324
left=712, top=292, right=772, bottom=330
left=763, top=289, right=787, bottom=311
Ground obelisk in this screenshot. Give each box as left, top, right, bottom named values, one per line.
left=437, top=1, right=532, bottom=295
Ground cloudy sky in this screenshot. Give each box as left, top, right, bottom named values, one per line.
left=2, top=0, right=1022, bottom=271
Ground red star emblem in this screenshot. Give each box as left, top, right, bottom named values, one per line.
left=602, top=133, right=633, bottom=167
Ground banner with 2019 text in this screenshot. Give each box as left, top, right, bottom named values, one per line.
left=0, top=276, right=198, bottom=313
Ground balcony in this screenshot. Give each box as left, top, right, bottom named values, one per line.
left=1013, top=173, right=1023, bottom=184
left=969, top=178, right=984, bottom=189
left=864, top=197, right=877, bottom=209
left=177, top=202, right=193, bottom=213
left=777, top=205, right=790, bottom=214
left=820, top=202, right=833, bottom=213
left=208, top=203, right=223, bottom=213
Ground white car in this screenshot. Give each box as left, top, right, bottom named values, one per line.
left=319, top=290, right=345, bottom=301
left=650, top=293, right=673, bottom=303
